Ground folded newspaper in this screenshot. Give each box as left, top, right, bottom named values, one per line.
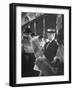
left=31, top=36, right=46, bottom=72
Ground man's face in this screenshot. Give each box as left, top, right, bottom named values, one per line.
left=47, top=33, right=55, bottom=41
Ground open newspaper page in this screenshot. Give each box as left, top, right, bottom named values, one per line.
left=31, top=36, right=45, bottom=74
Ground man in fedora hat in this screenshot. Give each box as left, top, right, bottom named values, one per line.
left=43, top=29, right=58, bottom=75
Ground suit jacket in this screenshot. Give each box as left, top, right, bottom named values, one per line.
left=44, top=40, right=58, bottom=64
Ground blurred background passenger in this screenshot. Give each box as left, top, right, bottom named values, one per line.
left=22, top=28, right=39, bottom=77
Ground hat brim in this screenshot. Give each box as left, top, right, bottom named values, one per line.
left=47, top=31, right=56, bottom=33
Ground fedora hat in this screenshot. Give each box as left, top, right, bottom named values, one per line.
left=47, top=29, right=56, bottom=33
